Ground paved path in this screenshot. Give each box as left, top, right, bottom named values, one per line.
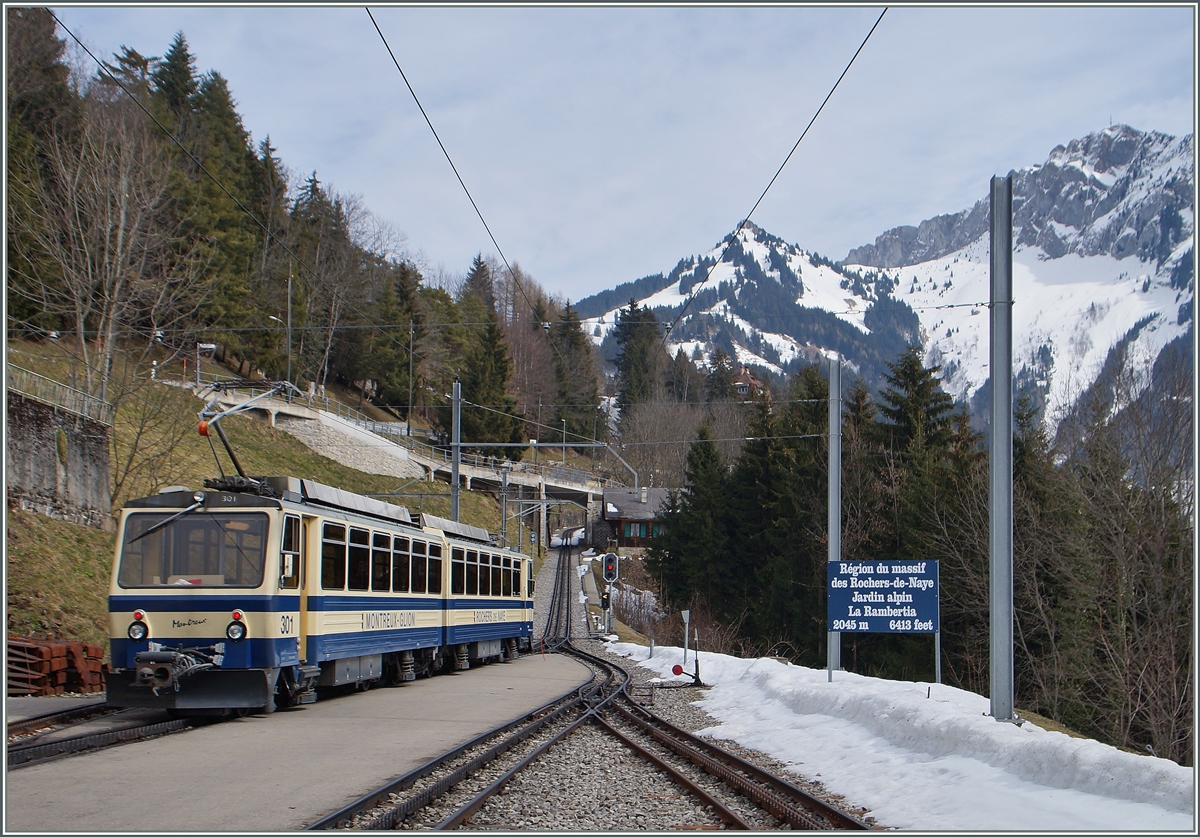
left=5, top=654, right=590, bottom=832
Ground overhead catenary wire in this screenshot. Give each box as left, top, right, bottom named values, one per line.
left=45, top=9, right=894, bottom=442
left=664, top=7, right=888, bottom=343
left=364, top=7, right=574, bottom=375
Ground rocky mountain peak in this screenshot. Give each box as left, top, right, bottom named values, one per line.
left=843, top=125, right=1192, bottom=269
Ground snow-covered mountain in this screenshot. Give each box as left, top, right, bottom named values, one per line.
left=577, top=125, right=1193, bottom=427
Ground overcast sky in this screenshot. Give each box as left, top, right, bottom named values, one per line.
left=47, top=5, right=1196, bottom=302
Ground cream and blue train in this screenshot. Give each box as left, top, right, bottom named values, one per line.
left=106, top=476, right=535, bottom=714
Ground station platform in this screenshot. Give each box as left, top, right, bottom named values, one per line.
left=5, top=653, right=591, bottom=832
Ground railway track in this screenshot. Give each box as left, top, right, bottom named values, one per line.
left=7, top=705, right=212, bottom=769
left=7, top=698, right=110, bottom=738
left=308, top=540, right=869, bottom=831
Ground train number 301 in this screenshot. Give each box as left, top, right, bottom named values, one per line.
left=280, top=614, right=295, bottom=635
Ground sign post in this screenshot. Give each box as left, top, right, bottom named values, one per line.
left=827, top=560, right=940, bottom=682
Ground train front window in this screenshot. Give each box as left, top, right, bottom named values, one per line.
left=118, top=512, right=268, bottom=588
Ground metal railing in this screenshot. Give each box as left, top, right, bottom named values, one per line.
left=161, top=373, right=621, bottom=490
left=333, top=406, right=618, bottom=488
left=7, top=366, right=115, bottom=426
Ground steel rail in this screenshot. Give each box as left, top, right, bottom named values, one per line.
left=611, top=702, right=868, bottom=830
left=590, top=713, right=753, bottom=830
left=306, top=683, right=594, bottom=830
left=6, top=699, right=110, bottom=737
left=7, top=717, right=204, bottom=769
left=433, top=713, right=594, bottom=830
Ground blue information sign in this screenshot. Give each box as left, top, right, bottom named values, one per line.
left=827, top=560, right=939, bottom=633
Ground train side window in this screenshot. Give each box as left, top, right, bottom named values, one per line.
left=280, top=515, right=301, bottom=589
left=491, top=555, right=502, bottom=598
left=371, top=531, right=391, bottom=592
left=411, top=540, right=428, bottom=594
left=321, top=523, right=347, bottom=590
left=428, top=544, right=443, bottom=595
left=502, top=556, right=513, bottom=596
left=348, top=527, right=370, bottom=591
left=392, top=536, right=410, bottom=593
left=466, top=550, right=478, bottom=596
left=478, top=552, right=491, bottom=596
left=451, top=547, right=465, bottom=595
left=526, top=561, right=534, bottom=598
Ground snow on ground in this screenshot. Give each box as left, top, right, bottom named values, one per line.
left=549, top=527, right=587, bottom=548
left=605, top=641, right=1195, bottom=832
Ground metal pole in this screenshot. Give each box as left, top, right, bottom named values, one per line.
left=562, top=419, right=567, bottom=463
left=500, top=467, right=509, bottom=548
left=989, top=174, right=1015, bottom=722
left=539, top=479, right=547, bottom=563
left=195, top=343, right=201, bottom=387
left=517, top=484, right=524, bottom=556
left=827, top=353, right=842, bottom=680
left=408, top=320, right=414, bottom=437
left=286, top=268, right=292, bottom=390
left=936, top=630, right=942, bottom=685
left=452, top=378, right=462, bottom=522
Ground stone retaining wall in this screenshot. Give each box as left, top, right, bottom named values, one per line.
left=5, top=392, right=113, bottom=530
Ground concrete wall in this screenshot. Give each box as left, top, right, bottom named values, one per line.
left=6, top=392, right=113, bottom=530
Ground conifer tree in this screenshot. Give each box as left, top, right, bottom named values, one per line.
left=551, top=302, right=604, bottom=450
left=464, top=253, right=496, bottom=315
left=647, top=424, right=727, bottom=605
left=665, top=348, right=704, bottom=403
left=706, top=348, right=737, bottom=402
left=6, top=7, right=78, bottom=336
left=459, top=315, right=524, bottom=458
left=151, top=32, right=198, bottom=121
left=613, top=300, right=663, bottom=421
left=877, top=343, right=955, bottom=452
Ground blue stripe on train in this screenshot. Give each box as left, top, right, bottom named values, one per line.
left=308, top=626, right=443, bottom=661
left=112, top=595, right=534, bottom=612
left=109, top=594, right=300, bottom=612
left=446, top=621, right=532, bottom=644
left=309, top=595, right=530, bottom=610
left=306, top=595, right=443, bottom=610
left=110, top=635, right=300, bottom=670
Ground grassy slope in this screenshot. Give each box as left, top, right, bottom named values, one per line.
left=5, top=339, right=506, bottom=658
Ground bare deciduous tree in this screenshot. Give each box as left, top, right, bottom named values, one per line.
left=9, top=89, right=210, bottom=400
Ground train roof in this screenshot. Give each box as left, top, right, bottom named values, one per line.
left=195, top=476, right=505, bottom=548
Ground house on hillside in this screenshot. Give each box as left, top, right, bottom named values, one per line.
left=594, top=487, right=670, bottom=549
left=733, top=365, right=766, bottom=399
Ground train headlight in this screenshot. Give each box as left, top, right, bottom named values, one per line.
left=128, top=621, right=149, bottom=641
left=226, top=621, right=247, bottom=642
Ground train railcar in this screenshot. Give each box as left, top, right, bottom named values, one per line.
left=106, top=475, right=535, bottom=714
